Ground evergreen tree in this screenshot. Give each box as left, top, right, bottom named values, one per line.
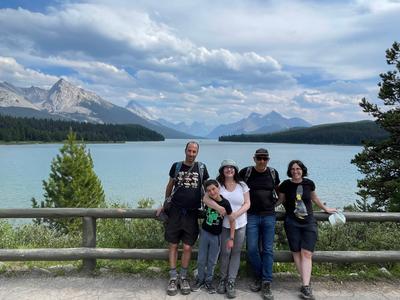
left=352, top=42, right=400, bottom=212
left=32, top=130, right=106, bottom=233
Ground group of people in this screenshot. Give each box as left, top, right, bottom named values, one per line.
left=157, top=141, right=337, bottom=300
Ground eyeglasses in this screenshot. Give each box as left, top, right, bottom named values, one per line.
left=224, top=166, right=236, bottom=170
left=256, top=157, right=269, bottom=161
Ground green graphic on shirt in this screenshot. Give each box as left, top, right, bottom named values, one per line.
left=206, top=207, right=219, bottom=226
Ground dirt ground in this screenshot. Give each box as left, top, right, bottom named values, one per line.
left=0, top=272, right=399, bottom=299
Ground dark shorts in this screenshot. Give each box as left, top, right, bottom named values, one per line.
left=284, top=216, right=318, bottom=252
left=165, top=205, right=199, bottom=246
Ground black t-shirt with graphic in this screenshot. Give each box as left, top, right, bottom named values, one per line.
left=202, top=196, right=232, bottom=235
left=279, top=178, right=316, bottom=223
left=239, top=167, right=280, bottom=216
left=169, top=161, right=209, bottom=210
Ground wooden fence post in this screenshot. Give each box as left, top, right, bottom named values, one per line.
left=82, top=216, right=96, bottom=272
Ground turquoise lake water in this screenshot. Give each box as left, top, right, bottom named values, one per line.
left=0, top=139, right=362, bottom=209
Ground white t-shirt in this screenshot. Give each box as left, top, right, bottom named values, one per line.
left=220, top=181, right=250, bottom=229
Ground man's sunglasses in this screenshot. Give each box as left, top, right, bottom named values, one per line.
left=256, top=156, right=269, bottom=161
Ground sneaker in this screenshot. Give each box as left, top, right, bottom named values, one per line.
left=262, top=281, right=274, bottom=300
left=204, top=281, right=216, bottom=294
left=300, top=285, right=315, bottom=300
left=226, top=279, right=236, bottom=299
left=249, top=278, right=262, bottom=292
left=179, top=277, right=191, bottom=295
left=217, top=279, right=226, bottom=294
left=191, top=278, right=204, bottom=292
left=167, top=277, right=178, bottom=296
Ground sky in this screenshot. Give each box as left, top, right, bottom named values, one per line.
left=0, top=0, right=399, bottom=126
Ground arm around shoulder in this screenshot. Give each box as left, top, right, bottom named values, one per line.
left=203, top=194, right=227, bottom=216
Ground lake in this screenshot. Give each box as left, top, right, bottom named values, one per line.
left=0, top=139, right=362, bottom=209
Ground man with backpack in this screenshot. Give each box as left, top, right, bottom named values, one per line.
left=239, top=148, right=280, bottom=300
left=157, top=141, right=209, bottom=296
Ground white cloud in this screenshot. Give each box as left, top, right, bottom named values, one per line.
left=0, top=0, right=397, bottom=127
left=0, top=56, right=58, bottom=87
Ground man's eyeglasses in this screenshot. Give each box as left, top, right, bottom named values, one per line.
left=256, top=156, right=269, bottom=161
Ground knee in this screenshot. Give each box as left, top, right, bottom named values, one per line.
left=169, top=243, right=178, bottom=251
left=262, top=245, right=273, bottom=255
left=183, top=244, right=192, bottom=252
left=247, top=243, right=258, bottom=255
left=231, top=245, right=242, bottom=255
left=301, top=249, right=313, bottom=260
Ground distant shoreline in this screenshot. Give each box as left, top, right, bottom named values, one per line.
left=219, top=140, right=363, bottom=147
left=0, top=141, right=127, bottom=145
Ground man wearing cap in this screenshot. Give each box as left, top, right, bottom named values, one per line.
left=239, top=148, right=280, bottom=300
left=157, top=141, right=209, bottom=296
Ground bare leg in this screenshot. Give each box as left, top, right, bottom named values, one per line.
left=292, top=251, right=302, bottom=281
left=300, top=249, right=313, bottom=286
left=169, top=243, right=178, bottom=270
left=181, top=243, right=193, bottom=269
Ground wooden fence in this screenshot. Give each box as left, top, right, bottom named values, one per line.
left=1, top=209, right=400, bottom=272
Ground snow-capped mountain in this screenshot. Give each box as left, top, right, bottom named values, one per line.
left=0, top=85, right=39, bottom=110
left=0, top=79, right=192, bottom=139
left=125, top=100, right=155, bottom=120
left=20, top=86, right=48, bottom=104
left=207, top=111, right=312, bottom=138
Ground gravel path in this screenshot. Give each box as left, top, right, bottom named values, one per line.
left=0, top=272, right=399, bottom=300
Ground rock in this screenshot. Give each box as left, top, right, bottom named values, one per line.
left=47, top=264, right=77, bottom=274
left=99, top=267, right=111, bottom=273
left=379, top=267, right=391, bottom=276
left=31, top=267, right=52, bottom=276
left=147, top=266, right=162, bottom=273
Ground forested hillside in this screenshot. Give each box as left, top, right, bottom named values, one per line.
left=219, top=120, right=388, bottom=145
left=0, top=115, right=164, bottom=142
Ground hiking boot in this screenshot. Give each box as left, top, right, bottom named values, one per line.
left=204, top=281, right=216, bottom=294
left=226, top=279, right=236, bottom=299
left=217, top=278, right=226, bottom=294
left=249, top=277, right=262, bottom=292
left=179, top=277, right=191, bottom=295
left=191, top=278, right=204, bottom=292
left=300, top=285, right=315, bottom=300
left=166, top=277, right=178, bottom=296
left=262, top=281, right=274, bottom=300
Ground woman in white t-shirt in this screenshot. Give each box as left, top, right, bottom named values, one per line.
left=213, top=159, right=250, bottom=298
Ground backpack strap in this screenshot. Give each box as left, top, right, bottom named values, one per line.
left=197, top=162, right=206, bottom=202
left=197, top=162, right=205, bottom=185
left=268, top=167, right=278, bottom=201
left=173, top=161, right=183, bottom=180
left=244, top=166, right=252, bottom=183
left=268, top=167, right=276, bottom=186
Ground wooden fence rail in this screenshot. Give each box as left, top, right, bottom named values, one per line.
left=1, top=209, right=400, bottom=271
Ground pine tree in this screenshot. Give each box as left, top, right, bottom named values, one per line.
left=352, top=42, right=400, bottom=212
left=32, top=130, right=106, bottom=233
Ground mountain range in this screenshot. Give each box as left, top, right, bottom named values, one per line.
left=206, top=111, right=311, bottom=138
left=0, top=79, right=312, bottom=139
left=0, top=80, right=192, bottom=139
